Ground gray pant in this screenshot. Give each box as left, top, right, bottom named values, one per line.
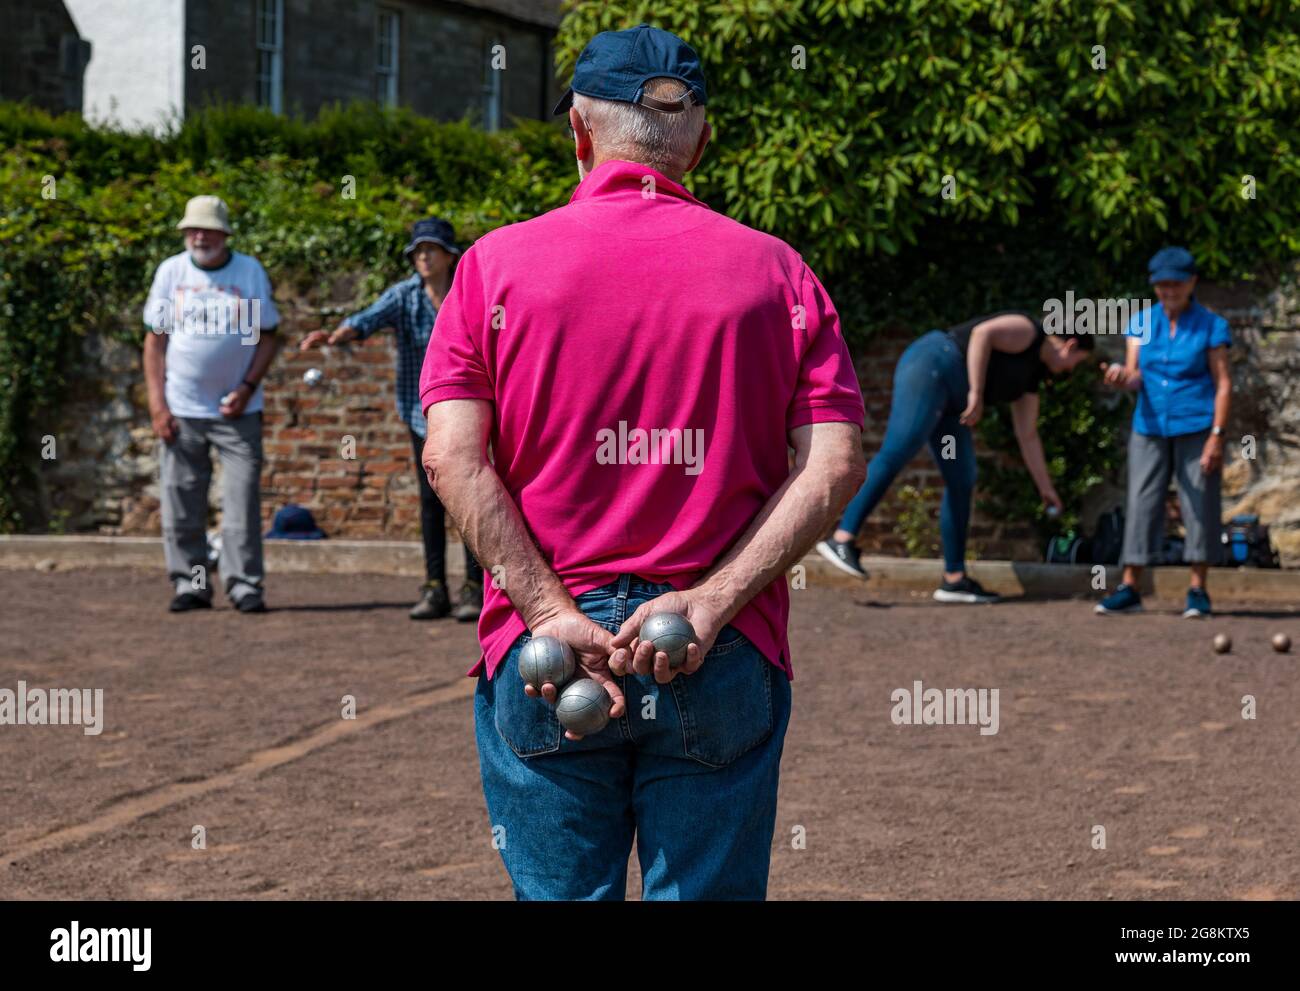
left=160, top=413, right=264, bottom=601
left=1122, top=427, right=1222, bottom=566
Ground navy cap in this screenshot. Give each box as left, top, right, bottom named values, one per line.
left=552, top=23, right=707, bottom=117
left=404, top=217, right=460, bottom=261
left=1148, top=246, right=1197, bottom=283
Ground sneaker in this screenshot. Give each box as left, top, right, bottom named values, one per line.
left=1095, top=583, right=1143, bottom=615
left=453, top=580, right=483, bottom=622
left=816, top=538, right=868, bottom=579
left=933, top=576, right=999, bottom=604
left=169, top=592, right=212, bottom=613
left=410, top=580, right=451, bottom=620
left=1182, top=587, right=1212, bottom=619
left=235, top=592, right=267, bottom=614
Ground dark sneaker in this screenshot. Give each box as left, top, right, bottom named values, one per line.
left=235, top=592, right=267, bottom=613
left=169, top=592, right=212, bottom=613
left=1095, top=583, right=1143, bottom=615
left=1182, top=587, right=1212, bottom=619
left=933, top=576, right=999, bottom=604
left=453, top=580, right=483, bottom=622
left=410, top=580, right=451, bottom=620
left=816, top=538, right=868, bottom=579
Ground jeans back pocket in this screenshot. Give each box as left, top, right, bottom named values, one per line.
left=493, top=636, right=563, bottom=758
left=669, top=630, right=775, bottom=768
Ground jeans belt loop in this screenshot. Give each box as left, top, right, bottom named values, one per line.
left=616, top=574, right=632, bottom=625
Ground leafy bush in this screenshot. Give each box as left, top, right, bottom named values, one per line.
left=895, top=484, right=942, bottom=558
left=555, top=0, right=1300, bottom=526
left=0, top=102, right=574, bottom=529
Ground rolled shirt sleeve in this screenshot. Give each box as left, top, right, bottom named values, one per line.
left=1209, top=312, right=1232, bottom=350
left=419, top=245, right=495, bottom=414
left=345, top=283, right=406, bottom=341
left=785, top=262, right=866, bottom=432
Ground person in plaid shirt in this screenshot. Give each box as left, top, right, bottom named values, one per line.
left=302, top=217, right=483, bottom=620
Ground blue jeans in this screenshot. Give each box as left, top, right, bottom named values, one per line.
left=474, top=574, right=793, bottom=900
left=837, top=330, right=976, bottom=573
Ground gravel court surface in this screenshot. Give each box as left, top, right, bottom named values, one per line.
left=1, top=567, right=1296, bottom=900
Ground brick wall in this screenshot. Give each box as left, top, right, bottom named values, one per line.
left=260, top=316, right=425, bottom=540
left=35, top=299, right=1056, bottom=558
left=851, top=326, right=1037, bottom=560
left=37, top=276, right=1300, bottom=566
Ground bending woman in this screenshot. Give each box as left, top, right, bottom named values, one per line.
left=817, top=312, right=1094, bottom=602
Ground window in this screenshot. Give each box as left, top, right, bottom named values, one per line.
left=482, top=38, right=503, bottom=131
left=375, top=9, right=400, bottom=107
left=256, top=0, right=284, bottom=114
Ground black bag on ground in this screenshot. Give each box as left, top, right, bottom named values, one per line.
left=1090, top=507, right=1124, bottom=565
left=1220, top=515, right=1280, bottom=568
left=1045, top=531, right=1090, bottom=564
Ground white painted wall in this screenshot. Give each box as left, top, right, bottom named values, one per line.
left=64, top=0, right=185, bottom=131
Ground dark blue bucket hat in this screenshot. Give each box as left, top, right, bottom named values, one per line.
left=265, top=504, right=327, bottom=540
left=404, top=218, right=460, bottom=261
left=552, top=23, right=707, bottom=117
left=1148, top=246, right=1197, bottom=283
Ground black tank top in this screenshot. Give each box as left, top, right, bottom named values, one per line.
left=946, top=311, right=1047, bottom=405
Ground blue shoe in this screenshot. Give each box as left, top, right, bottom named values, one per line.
left=1095, top=583, right=1143, bottom=614
left=1182, top=587, right=1211, bottom=618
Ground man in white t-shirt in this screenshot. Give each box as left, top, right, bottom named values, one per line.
left=143, top=195, right=282, bottom=613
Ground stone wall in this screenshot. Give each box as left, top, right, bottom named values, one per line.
left=39, top=276, right=427, bottom=541
left=31, top=273, right=1300, bottom=567
left=0, top=0, right=88, bottom=114
left=184, top=0, right=562, bottom=124
left=1200, top=282, right=1300, bottom=565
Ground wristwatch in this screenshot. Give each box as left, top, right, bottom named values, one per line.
left=241, top=379, right=259, bottom=392
left=1210, top=425, right=1225, bottom=437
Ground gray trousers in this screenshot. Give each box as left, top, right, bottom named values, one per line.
left=1122, top=427, right=1222, bottom=566
left=160, top=413, right=265, bottom=601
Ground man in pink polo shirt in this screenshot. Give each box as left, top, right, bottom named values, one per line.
left=419, top=24, right=865, bottom=900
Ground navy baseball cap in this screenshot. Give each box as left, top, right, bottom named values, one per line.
left=404, top=218, right=460, bottom=261
left=552, top=23, right=707, bottom=117
left=1148, top=246, right=1197, bottom=283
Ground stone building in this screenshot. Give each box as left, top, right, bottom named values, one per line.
left=63, top=0, right=563, bottom=131
left=0, top=0, right=91, bottom=114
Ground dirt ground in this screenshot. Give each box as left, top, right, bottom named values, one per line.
left=0, top=566, right=1296, bottom=901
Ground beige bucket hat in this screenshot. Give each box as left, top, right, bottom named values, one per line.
left=176, top=195, right=233, bottom=234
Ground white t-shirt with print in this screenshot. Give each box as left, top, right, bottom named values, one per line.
left=143, top=250, right=280, bottom=419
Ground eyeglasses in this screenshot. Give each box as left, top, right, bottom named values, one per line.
left=565, top=115, right=593, bottom=140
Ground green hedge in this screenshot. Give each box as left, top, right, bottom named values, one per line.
left=0, top=103, right=575, bottom=530
left=555, top=0, right=1300, bottom=533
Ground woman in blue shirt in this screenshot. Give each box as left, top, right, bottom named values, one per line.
left=1096, top=247, right=1232, bottom=618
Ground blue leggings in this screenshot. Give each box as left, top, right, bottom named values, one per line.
left=837, top=330, right=977, bottom=573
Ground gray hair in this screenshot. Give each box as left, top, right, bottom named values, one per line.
left=572, top=77, right=707, bottom=177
